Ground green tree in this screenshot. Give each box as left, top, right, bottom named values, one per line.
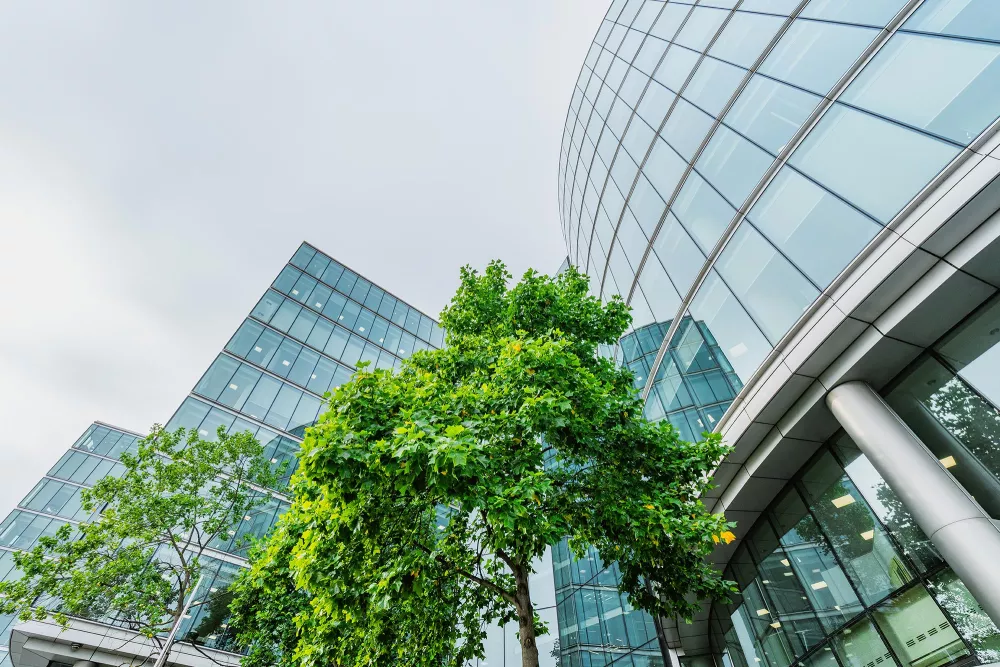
left=234, top=262, right=735, bottom=667
left=0, top=425, right=279, bottom=665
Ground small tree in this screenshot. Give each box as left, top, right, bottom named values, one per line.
left=234, top=262, right=735, bottom=667
left=0, top=425, right=279, bottom=664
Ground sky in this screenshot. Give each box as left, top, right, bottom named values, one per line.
left=0, top=1, right=609, bottom=512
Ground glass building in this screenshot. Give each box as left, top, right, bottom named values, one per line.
left=0, top=242, right=443, bottom=667
left=558, top=1, right=1000, bottom=667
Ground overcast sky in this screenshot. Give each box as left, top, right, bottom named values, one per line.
left=0, top=2, right=608, bottom=512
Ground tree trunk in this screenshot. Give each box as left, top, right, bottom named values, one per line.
left=512, top=562, right=539, bottom=667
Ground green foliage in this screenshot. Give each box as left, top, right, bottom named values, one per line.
left=0, top=426, right=278, bottom=648
left=233, top=261, right=735, bottom=667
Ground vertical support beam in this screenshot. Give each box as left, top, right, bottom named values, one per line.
left=826, top=381, right=1000, bottom=627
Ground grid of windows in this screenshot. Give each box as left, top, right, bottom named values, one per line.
left=0, top=242, right=442, bottom=662
left=559, top=0, right=1000, bottom=414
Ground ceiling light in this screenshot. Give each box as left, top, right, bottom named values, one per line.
left=315, top=302, right=323, bottom=309
left=359, top=327, right=365, bottom=332
left=784, top=572, right=794, bottom=577
left=762, top=580, right=770, bottom=584
left=780, top=559, right=789, bottom=567
left=770, top=622, right=781, bottom=629
left=270, top=458, right=278, bottom=464
left=339, top=315, right=344, bottom=320
left=756, top=609, right=769, bottom=616
left=210, top=588, right=218, bottom=593
left=199, top=429, right=208, bottom=437
left=399, top=349, right=406, bottom=354
left=860, top=530, right=875, bottom=540
left=184, top=614, right=191, bottom=619
left=244, top=516, right=251, bottom=521
left=291, top=289, right=299, bottom=295
left=831, top=494, right=855, bottom=508
left=834, top=606, right=840, bottom=611
left=282, top=360, right=290, bottom=366
left=311, top=374, right=317, bottom=379
left=254, top=346, right=262, bottom=353
left=811, top=581, right=828, bottom=590
left=228, top=530, right=235, bottom=535
left=229, top=384, right=238, bottom=391
left=940, top=455, right=957, bottom=469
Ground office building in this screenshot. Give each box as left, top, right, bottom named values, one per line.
left=0, top=242, right=443, bottom=667
left=558, top=1, right=1000, bottom=667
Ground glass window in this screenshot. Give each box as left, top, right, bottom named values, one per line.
left=629, top=175, right=665, bottom=237
left=269, top=300, right=301, bottom=333
left=320, top=260, right=344, bottom=286
left=226, top=320, right=265, bottom=358
left=383, top=325, right=403, bottom=354
left=635, top=36, right=668, bottom=75
left=716, top=224, right=818, bottom=344
left=404, top=307, right=421, bottom=335
left=243, top=375, right=281, bottom=422
left=671, top=172, right=737, bottom=253
left=335, top=269, right=358, bottom=295
left=689, top=270, right=772, bottom=384
left=307, top=357, right=338, bottom=395
left=684, top=57, right=747, bottom=118
left=695, top=126, right=772, bottom=207
left=289, top=244, right=315, bottom=269
left=355, top=309, right=376, bottom=338
left=653, top=44, right=701, bottom=93
left=759, top=20, right=879, bottom=96
left=195, top=356, right=239, bottom=401
left=218, top=364, right=260, bottom=411
left=342, top=335, right=366, bottom=366
left=265, top=385, right=301, bottom=431
left=288, top=394, right=322, bottom=435
left=166, top=398, right=211, bottom=433
left=738, top=0, right=799, bottom=14
left=746, top=167, right=882, bottom=288
left=251, top=291, right=283, bottom=323
left=708, top=12, right=785, bottom=69
left=304, top=251, right=329, bottom=279
left=799, top=452, right=914, bottom=605
left=287, top=348, right=319, bottom=388
left=246, top=329, right=282, bottom=368
left=339, top=300, right=361, bottom=330
left=929, top=568, right=1000, bottom=664
left=724, top=75, right=821, bottom=155
left=789, top=104, right=960, bottom=223
left=651, top=213, right=706, bottom=296
left=289, top=274, right=317, bottom=304
left=661, top=97, right=714, bottom=161
left=675, top=7, right=729, bottom=52
left=905, top=0, right=1000, bottom=44
left=324, top=326, right=351, bottom=360
left=272, top=266, right=299, bottom=294
left=643, top=137, right=687, bottom=201
left=350, top=277, right=371, bottom=304
left=801, top=0, right=907, bottom=26
left=650, top=3, right=690, bottom=41
left=321, top=291, right=347, bottom=321
left=266, top=339, right=301, bottom=378
left=637, top=80, right=676, bottom=128
left=288, top=309, right=318, bottom=342
left=841, top=32, right=1000, bottom=146
left=873, top=584, right=969, bottom=667
left=309, top=283, right=332, bottom=312
left=832, top=616, right=898, bottom=667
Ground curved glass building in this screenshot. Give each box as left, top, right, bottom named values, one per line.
left=558, top=2, right=1000, bottom=667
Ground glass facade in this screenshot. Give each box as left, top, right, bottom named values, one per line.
left=0, top=242, right=441, bottom=666
left=560, top=1, right=1000, bottom=666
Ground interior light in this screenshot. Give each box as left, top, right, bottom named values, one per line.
left=811, top=581, right=828, bottom=590
left=339, top=315, right=344, bottom=320
left=756, top=608, right=769, bottom=616
left=228, top=530, right=236, bottom=535
left=254, top=346, right=262, bottom=353
left=315, top=302, right=323, bottom=309
left=834, top=606, right=841, bottom=611
left=199, top=429, right=208, bottom=437
left=399, top=349, right=406, bottom=354
left=359, top=327, right=365, bottom=332
left=379, top=337, right=385, bottom=342
left=762, top=580, right=770, bottom=584
left=780, top=559, right=789, bottom=567
left=784, top=572, right=794, bottom=577
left=860, top=530, right=875, bottom=540
left=940, top=455, right=957, bottom=469
left=270, top=458, right=278, bottom=464
left=282, top=359, right=290, bottom=366
left=291, top=289, right=299, bottom=295
left=770, top=622, right=781, bottom=629
left=210, top=587, right=218, bottom=593
left=244, top=515, right=251, bottom=521
left=831, top=494, right=855, bottom=508
left=311, top=374, right=317, bottom=379
left=229, top=384, right=238, bottom=391
left=184, top=614, right=191, bottom=619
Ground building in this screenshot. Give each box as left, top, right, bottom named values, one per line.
left=558, top=2, right=1000, bottom=667
left=0, top=242, right=444, bottom=667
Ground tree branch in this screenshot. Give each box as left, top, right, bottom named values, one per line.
left=413, top=543, right=515, bottom=605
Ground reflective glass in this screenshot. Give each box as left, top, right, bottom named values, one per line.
left=195, top=356, right=239, bottom=401
left=695, top=125, right=773, bottom=207
left=716, top=224, right=818, bottom=344
left=789, top=104, right=960, bottom=223
left=643, top=137, right=687, bottom=200
left=832, top=616, right=897, bottom=667
left=635, top=36, right=668, bottom=75
left=653, top=44, right=701, bottom=93
left=929, top=568, right=1000, bottom=664
left=661, top=97, right=714, bottom=161
left=799, top=451, right=914, bottom=605
left=636, top=258, right=682, bottom=321
left=759, top=20, right=879, bottom=96
left=872, top=584, right=969, bottom=667
left=801, top=0, right=907, bottom=26
left=708, top=11, right=785, bottom=69
left=671, top=172, right=737, bottom=253
left=650, top=3, right=691, bottom=41
left=724, top=75, right=821, bottom=155
left=651, top=213, right=706, bottom=296
left=243, top=375, right=281, bottom=422
left=218, top=365, right=261, bottom=411
left=746, top=167, right=882, bottom=288
left=841, top=32, right=1000, bottom=146
left=684, top=57, right=747, bottom=118
left=674, top=7, right=729, bottom=53
left=689, top=270, right=772, bottom=383
left=637, top=80, right=677, bottom=127
left=738, top=0, right=800, bottom=14
left=905, top=0, right=1000, bottom=44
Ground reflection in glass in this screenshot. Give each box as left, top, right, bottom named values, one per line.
left=930, top=568, right=1000, bottom=664
left=905, top=0, right=1000, bottom=44
left=724, top=76, right=821, bottom=156
left=873, top=584, right=969, bottom=667
left=708, top=12, right=784, bottom=69
left=832, top=616, right=897, bottom=667
left=759, top=20, right=878, bottom=96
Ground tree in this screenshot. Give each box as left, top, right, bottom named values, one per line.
left=0, top=425, right=279, bottom=665
left=234, top=262, right=736, bottom=667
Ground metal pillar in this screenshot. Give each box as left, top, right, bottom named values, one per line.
left=826, top=381, right=1000, bottom=627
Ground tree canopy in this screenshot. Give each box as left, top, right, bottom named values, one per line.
left=232, top=261, right=735, bottom=667
left=0, top=425, right=279, bottom=662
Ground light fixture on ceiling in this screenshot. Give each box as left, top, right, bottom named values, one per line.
left=831, top=494, right=855, bottom=508
left=940, top=455, right=957, bottom=468
left=811, top=581, right=828, bottom=590
left=860, top=530, right=875, bottom=540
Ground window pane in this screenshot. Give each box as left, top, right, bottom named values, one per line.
left=226, top=320, right=265, bottom=358
left=724, top=75, right=821, bottom=156
left=759, top=20, right=879, bottom=96
left=651, top=3, right=691, bottom=41
left=801, top=0, right=907, bottom=26
left=287, top=348, right=320, bottom=388
left=243, top=375, right=281, bottom=422
left=654, top=44, right=700, bottom=93
left=746, top=167, right=882, bottom=288
left=307, top=358, right=338, bottom=395
left=739, top=0, right=799, bottom=14
left=832, top=617, right=897, bottom=667
left=270, top=300, right=301, bottom=333
left=289, top=274, right=317, bottom=304
left=684, top=57, right=747, bottom=118
left=671, top=172, right=737, bottom=253
left=195, top=356, right=239, bottom=401
left=288, top=309, right=318, bottom=342
left=661, top=97, right=714, bottom=162
left=289, top=244, right=315, bottom=269
left=272, top=266, right=299, bottom=294
left=929, top=568, right=1000, bottom=663
left=789, top=104, right=960, bottom=223
left=842, top=32, right=1000, bottom=146
left=288, top=394, right=322, bottom=435
left=251, top=291, right=282, bottom=323
left=689, top=270, right=772, bottom=384
left=905, top=0, right=1000, bottom=44
left=652, top=213, right=706, bottom=296
left=643, top=137, right=687, bottom=201
left=708, top=12, right=785, bottom=69
left=675, top=7, right=729, bottom=52
left=246, top=329, right=282, bottom=367
left=873, top=584, right=969, bottom=667
left=716, top=224, right=818, bottom=344
left=306, top=318, right=333, bottom=351
left=309, top=284, right=332, bottom=312
left=265, top=385, right=301, bottom=431
left=696, top=126, right=773, bottom=207
left=267, top=339, right=301, bottom=378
